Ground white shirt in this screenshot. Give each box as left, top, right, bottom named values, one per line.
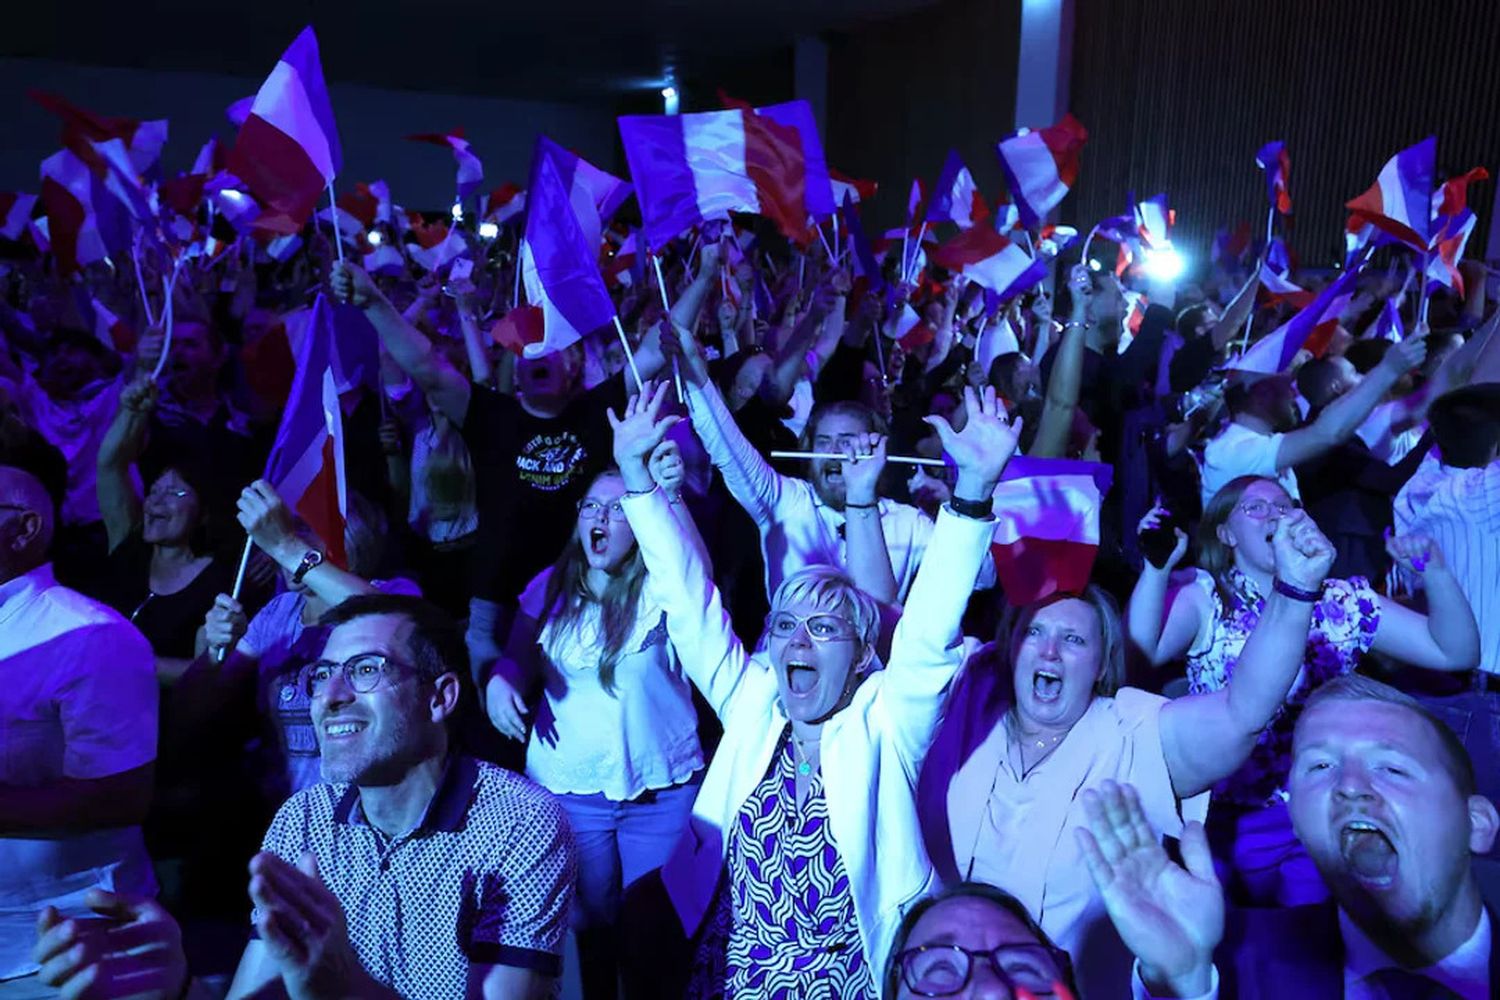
left=1200, top=421, right=1301, bottom=510
left=0, top=564, right=158, bottom=980
left=1395, top=453, right=1500, bottom=673
left=1342, top=906, right=1491, bottom=1000
left=1357, top=399, right=1424, bottom=465
left=518, top=568, right=703, bottom=801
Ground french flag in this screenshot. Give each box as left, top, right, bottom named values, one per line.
left=989, top=456, right=1112, bottom=606
left=840, top=194, right=885, bottom=293
left=619, top=100, right=818, bottom=249
left=1345, top=137, right=1435, bottom=251
left=484, top=182, right=526, bottom=226
left=1133, top=193, right=1173, bottom=250
left=405, top=128, right=485, bottom=202
left=266, top=293, right=347, bottom=567
left=39, top=149, right=117, bottom=275
left=885, top=303, right=934, bottom=350
left=90, top=298, right=135, bottom=353
left=90, top=138, right=156, bottom=224
left=1258, top=239, right=1313, bottom=307
left=1425, top=208, right=1477, bottom=295
left=995, top=114, right=1087, bottom=227
left=1432, top=167, right=1488, bottom=221
left=204, top=174, right=262, bottom=234
left=975, top=311, right=1022, bottom=375
left=1234, top=266, right=1360, bottom=374
left=0, top=193, right=35, bottom=241
left=829, top=168, right=876, bottom=207
left=521, top=138, right=617, bottom=357
left=532, top=136, right=632, bottom=251
left=926, top=150, right=988, bottom=229
left=409, top=225, right=468, bottom=274
left=489, top=305, right=545, bottom=357
left=929, top=226, right=1047, bottom=301
left=228, top=26, right=342, bottom=236
left=1256, top=141, right=1293, bottom=215
left=1370, top=299, right=1403, bottom=343
left=28, top=90, right=168, bottom=179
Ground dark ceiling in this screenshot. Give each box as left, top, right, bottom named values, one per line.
left=6, top=0, right=942, bottom=104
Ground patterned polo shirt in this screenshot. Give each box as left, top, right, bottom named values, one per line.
left=256, top=755, right=576, bottom=997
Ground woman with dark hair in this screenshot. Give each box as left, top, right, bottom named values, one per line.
left=95, top=373, right=241, bottom=674
left=1125, top=473, right=1480, bottom=906
left=918, top=507, right=1334, bottom=991
left=485, top=458, right=705, bottom=999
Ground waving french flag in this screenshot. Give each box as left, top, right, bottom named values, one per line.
left=39, top=149, right=119, bottom=275
left=619, top=99, right=822, bottom=249
left=929, top=226, right=1046, bottom=301
left=266, top=293, right=347, bottom=567
left=1371, top=299, right=1403, bottom=343
left=406, top=128, right=485, bottom=202
left=1345, top=138, right=1435, bottom=251
left=532, top=136, right=631, bottom=251
left=29, top=90, right=168, bottom=179
left=0, top=193, right=35, bottom=241
left=1256, top=141, right=1293, bottom=215
left=840, top=194, right=885, bottom=293
left=1426, top=208, right=1478, bottom=295
left=228, top=26, right=342, bottom=235
left=995, top=114, right=1087, bottom=227
left=989, top=456, right=1112, bottom=605
left=1234, top=266, right=1360, bottom=374
left=521, top=139, right=617, bottom=357
left=829, top=168, right=876, bottom=207
left=926, top=150, right=988, bottom=229
left=484, top=183, right=526, bottom=226
left=1133, top=193, right=1173, bottom=250
left=1258, top=238, right=1313, bottom=307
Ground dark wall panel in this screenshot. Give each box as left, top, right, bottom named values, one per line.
left=1069, top=0, right=1500, bottom=267
left=827, top=0, right=1023, bottom=230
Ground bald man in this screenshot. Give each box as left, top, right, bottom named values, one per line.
left=0, top=432, right=159, bottom=995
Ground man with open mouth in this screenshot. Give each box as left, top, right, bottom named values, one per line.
left=1215, top=673, right=1499, bottom=998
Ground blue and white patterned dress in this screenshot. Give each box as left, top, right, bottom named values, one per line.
left=687, top=726, right=874, bottom=1000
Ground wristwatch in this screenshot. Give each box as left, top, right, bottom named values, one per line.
left=291, top=550, right=325, bottom=585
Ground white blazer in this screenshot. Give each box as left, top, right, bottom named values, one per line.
left=621, top=487, right=991, bottom=975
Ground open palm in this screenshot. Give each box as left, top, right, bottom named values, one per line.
left=924, top=385, right=1022, bottom=489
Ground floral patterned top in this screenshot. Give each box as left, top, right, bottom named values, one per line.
left=687, top=727, right=873, bottom=1000
left=1186, top=568, right=1381, bottom=806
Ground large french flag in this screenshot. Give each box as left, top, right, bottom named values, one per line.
left=0, top=193, right=35, bottom=240
left=532, top=136, right=631, bottom=251
left=995, top=114, right=1087, bottom=227
left=228, top=26, right=342, bottom=236
left=989, top=456, right=1112, bottom=606
left=1256, top=141, right=1293, bottom=215
left=618, top=99, right=821, bottom=249
left=520, top=139, right=617, bottom=357
left=929, top=226, right=1047, bottom=301
left=266, top=293, right=347, bottom=568
left=405, top=128, right=485, bottom=202
left=1345, top=137, right=1434, bottom=251
left=926, top=150, right=988, bottom=229
left=1234, top=266, right=1360, bottom=374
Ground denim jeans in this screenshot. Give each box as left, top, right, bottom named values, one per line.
left=555, top=778, right=700, bottom=999
left=1412, top=683, right=1500, bottom=857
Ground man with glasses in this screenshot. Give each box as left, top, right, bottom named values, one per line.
left=0, top=431, right=158, bottom=997
left=224, top=594, right=575, bottom=1000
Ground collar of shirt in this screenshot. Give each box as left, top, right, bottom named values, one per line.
left=1340, top=905, right=1490, bottom=998
left=332, top=753, right=480, bottom=838
left=0, top=562, right=54, bottom=614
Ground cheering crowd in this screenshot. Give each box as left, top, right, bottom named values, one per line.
left=5, top=36, right=1500, bottom=1000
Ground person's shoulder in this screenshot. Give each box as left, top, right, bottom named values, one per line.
left=264, top=779, right=346, bottom=838
left=1099, top=686, right=1171, bottom=727
left=471, top=760, right=567, bottom=827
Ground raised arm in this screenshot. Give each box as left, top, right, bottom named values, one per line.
left=661, top=318, right=788, bottom=527
left=97, top=373, right=154, bottom=552
left=612, top=383, right=760, bottom=721
left=765, top=283, right=836, bottom=406
left=882, top=386, right=1021, bottom=772
left=1369, top=534, right=1481, bottom=672
left=1159, top=510, right=1334, bottom=798
left=1207, top=266, right=1261, bottom=352
left=1031, top=264, right=1092, bottom=458
left=237, top=480, right=377, bottom=609
left=332, top=262, right=471, bottom=426
left=837, top=430, right=898, bottom=604
left=1275, top=335, right=1426, bottom=470
left=1125, top=504, right=1204, bottom=666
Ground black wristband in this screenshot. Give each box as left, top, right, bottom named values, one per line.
left=1273, top=578, right=1322, bottom=603
left=843, top=501, right=878, bottom=510
left=949, top=495, right=994, bottom=520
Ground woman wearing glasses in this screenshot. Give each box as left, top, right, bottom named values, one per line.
left=1126, top=473, right=1480, bottom=907
left=485, top=445, right=704, bottom=1000
left=610, top=381, right=1023, bottom=999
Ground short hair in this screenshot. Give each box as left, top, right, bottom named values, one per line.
left=320, top=595, right=469, bottom=687
left=1294, top=357, right=1348, bottom=411
left=1342, top=337, right=1390, bottom=375
left=798, top=399, right=889, bottom=454
left=0, top=424, right=68, bottom=521
left=1176, top=302, right=1214, bottom=339
left=768, top=564, right=881, bottom=651
left=1428, top=384, right=1500, bottom=469
left=1000, top=584, right=1127, bottom=697
left=1299, top=674, right=1476, bottom=797
left=882, top=882, right=1077, bottom=1000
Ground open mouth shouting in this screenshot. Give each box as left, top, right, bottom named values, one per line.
left=1338, top=815, right=1399, bottom=889
left=588, top=525, right=609, bottom=556
left=785, top=657, right=819, bottom=698
left=1032, top=669, right=1063, bottom=704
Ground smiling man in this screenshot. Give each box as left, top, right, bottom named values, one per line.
left=1220, top=673, right=1499, bottom=999
left=225, top=594, right=575, bottom=1000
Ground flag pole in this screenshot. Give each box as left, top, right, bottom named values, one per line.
left=612, top=315, right=645, bottom=393
left=216, top=535, right=256, bottom=662
left=651, top=254, right=686, bottom=402
left=150, top=257, right=185, bottom=382
left=131, top=233, right=157, bottom=328
left=1239, top=205, right=1276, bottom=354
left=327, top=180, right=345, bottom=266
left=1415, top=248, right=1434, bottom=325
left=815, top=222, right=835, bottom=262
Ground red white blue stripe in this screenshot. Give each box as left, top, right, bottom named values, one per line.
left=995, top=114, right=1087, bottom=227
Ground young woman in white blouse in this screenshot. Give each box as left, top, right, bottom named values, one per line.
left=484, top=447, right=704, bottom=1000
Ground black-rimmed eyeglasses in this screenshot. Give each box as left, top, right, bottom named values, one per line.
left=893, top=943, right=1071, bottom=997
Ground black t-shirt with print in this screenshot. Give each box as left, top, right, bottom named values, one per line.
left=461, top=377, right=627, bottom=605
